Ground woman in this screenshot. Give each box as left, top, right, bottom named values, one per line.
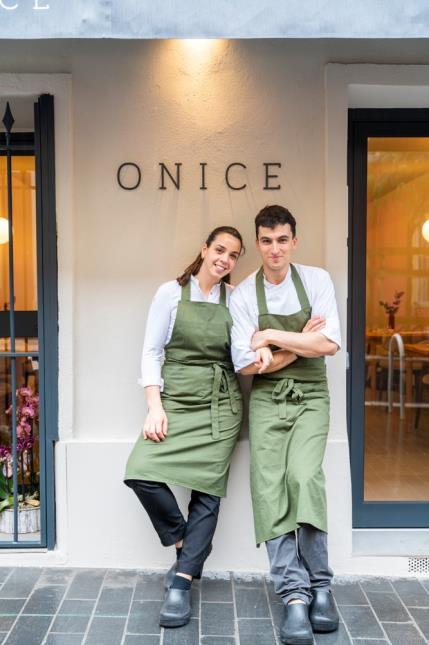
left=124, top=226, right=245, bottom=628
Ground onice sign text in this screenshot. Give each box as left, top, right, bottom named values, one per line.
left=117, top=162, right=282, bottom=191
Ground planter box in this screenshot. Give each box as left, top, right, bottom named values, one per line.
left=0, top=507, right=40, bottom=534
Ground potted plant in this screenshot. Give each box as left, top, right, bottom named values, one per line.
left=0, top=387, right=40, bottom=534
left=379, top=291, right=404, bottom=330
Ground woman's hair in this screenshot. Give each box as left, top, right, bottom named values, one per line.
left=177, top=226, right=244, bottom=286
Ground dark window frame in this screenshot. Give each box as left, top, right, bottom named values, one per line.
left=348, top=108, right=429, bottom=528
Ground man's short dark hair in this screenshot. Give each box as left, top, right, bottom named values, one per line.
left=255, top=205, right=297, bottom=238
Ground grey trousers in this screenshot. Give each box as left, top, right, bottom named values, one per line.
left=265, top=524, right=333, bottom=605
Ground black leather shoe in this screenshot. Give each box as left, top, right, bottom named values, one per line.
left=309, top=589, right=339, bottom=633
left=159, top=587, right=191, bottom=627
left=279, top=602, right=313, bottom=645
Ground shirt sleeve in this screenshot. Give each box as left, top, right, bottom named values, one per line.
left=138, top=283, right=174, bottom=389
left=310, top=270, right=342, bottom=349
left=229, top=284, right=258, bottom=372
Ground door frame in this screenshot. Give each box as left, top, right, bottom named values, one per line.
left=348, top=107, right=429, bottom=528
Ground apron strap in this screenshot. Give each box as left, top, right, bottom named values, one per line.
left=290, top=264, right=311, bottom=310
left=272, top=377, right=305, bottom=425
left=255, top=267, right=268, bottom=315
left=180, top=279, right=191, bottom=302
left=219, top=281, right=227, bottom=306
left=256, top=264, right=311, bottom=316
left=211, top=364, right=238, bottom=440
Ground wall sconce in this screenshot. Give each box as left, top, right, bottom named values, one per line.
left=422, top=219, right=429, bottom=242
left=0, top=217, right=9, bottom=245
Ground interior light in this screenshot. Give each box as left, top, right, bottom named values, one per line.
left=422, top=219, right=429, bottom=242
left=0, top=217, right=9, bottom=245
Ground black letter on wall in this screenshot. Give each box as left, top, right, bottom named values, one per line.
left=263, top=163, right=281, bottom=190
left=160, top=163, right=182, bottom=190
left=225, top=163, right=247, bottom=190
left=200, top=163, right=207, bottom=190
left=117, top=162, right=141, bottom=190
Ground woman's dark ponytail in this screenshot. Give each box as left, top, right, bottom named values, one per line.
left=177, top=226, right=244, bottom=286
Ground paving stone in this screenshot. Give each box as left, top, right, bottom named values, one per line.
left=235, top=586, right=270, bottom=618
left=45, top=635, right=83, bottom=645
left=58, top=599, right=95, bottom=616
left=134, top=573, right=165, bottom=601
left=38, top=569, right=75, bottom=586
left=95, top=586, right=133, bottom=617
left=127, top=600, right=162, bottom=635
left=265, top=580, right=281, bottom=605
left=0, top=616, right=17, bottom=631
left=84, top=616, right=126, bottom=645
left=332, top=582, right=367, bottom=606
left=233, top=574, right=264, bottom=588
left=123, top=637, right=160, bottom=645
left=49, top=614, right=90, bottom=634
left=201, top=602, right=234, bottom=636
left=420, top=579, right=429, bottom=593
left=392, top=579, right=429, bottom=607
left=359, top=577, right=394, bottom=593
left=103, top=569, right=137, bottom=587
left=0, top=568, right=42, bottom=598
left=0, top=599, right=25, bottom=615
left=382, top=622, right=427, bottom=644
left=314, top=623, right=351, bottom=644
left=201, top=638, right=236, bottom=645
left=238, top=618, right=276, bottom=645
left=0, top=635, right=8, bottom=645
left=0, top=570, right=12, bottom=584
left=408, top=607, right=429, bottom=640
left=338, top=606, right=384, bottom=639
left=3, top=614, right=52, bottom=645
left=23, top=584, right=66, bottom=615
left=163, top=617, right=199, bottom=645
left=366, top=591, right=410, bottom=622
left=269, top=599, right=284, bottom=633
left=191, top=582, right=200, bottom=619
left=201, top=578, right=233, bottom=602
left=351, top=640, right=387, bottom=644
left=66, top=570, right=106, bottom=600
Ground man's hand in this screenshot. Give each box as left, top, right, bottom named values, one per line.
left=143, top=404, right=168, bottom=442
left=254, top=347, right=273, bottom=374
left=302, top=316, right=326, bottom=333
left=251, top=330, right=269, bottom=351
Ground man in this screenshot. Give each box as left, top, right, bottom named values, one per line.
left=229, top=205, right=341, bottom=645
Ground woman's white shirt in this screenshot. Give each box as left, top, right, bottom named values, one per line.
left=229, top=263, right=342, bottom=372
left=139, top=275, right=233, bottom=390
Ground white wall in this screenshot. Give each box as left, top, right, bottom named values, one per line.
left=2, top=39, right=429, bottom=572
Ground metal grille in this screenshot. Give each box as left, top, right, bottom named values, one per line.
left=408, top=557, right=429, bottom=575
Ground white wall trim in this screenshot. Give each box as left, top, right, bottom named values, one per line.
left=324, top=63, right=429, bottom=570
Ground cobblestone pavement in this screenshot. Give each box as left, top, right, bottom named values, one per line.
left=0, top=568, right=429, bottom=644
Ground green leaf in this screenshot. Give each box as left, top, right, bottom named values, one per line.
left=0, top=496, right=14, bottom=513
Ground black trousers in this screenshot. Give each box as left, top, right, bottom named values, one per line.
left=125, top=479, right=220, bottom=577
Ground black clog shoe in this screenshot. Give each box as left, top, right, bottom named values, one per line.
left=309, top=589, right=339, bottom=633
left=159, top=587, right=191, bottom=628
left=279, top=602, right=313, bottom=645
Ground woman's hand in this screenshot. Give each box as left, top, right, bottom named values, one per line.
left=302, top=316, right=326, bottom=333
left=143, top=404, right=168, bottom=442
left=254, top=347, right=273, bottom=374
left=251, top=329, right=269, bottom=351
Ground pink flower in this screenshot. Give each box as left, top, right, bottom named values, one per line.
left=17, top=386, right=33, bottom=398
left=21, top=406, right=35, bottom=418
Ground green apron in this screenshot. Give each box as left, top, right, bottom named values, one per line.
left=125, top=280, right=243, bottom=497
left=249, top=264, right=330, bottom=545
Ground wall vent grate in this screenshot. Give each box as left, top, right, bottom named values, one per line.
left=408, top=557, right=429, bottom=575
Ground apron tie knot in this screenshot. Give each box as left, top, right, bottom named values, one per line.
left=272, top=377, right=305, bottom=424
left=211, top=364, right=238, bottom=440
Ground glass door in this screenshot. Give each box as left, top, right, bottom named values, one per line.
left=0, top=95, right=57, bottom=548
left=348, top=110, right=429, bottom=527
